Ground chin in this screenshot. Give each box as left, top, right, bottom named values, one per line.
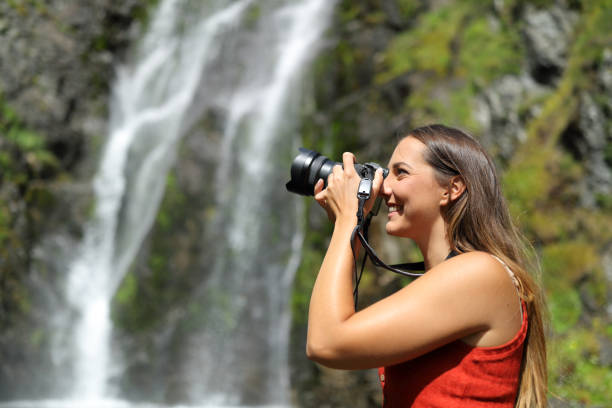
left=385, top=218, right=418, bottom=240
left=385, top=221, right=411, bottom=237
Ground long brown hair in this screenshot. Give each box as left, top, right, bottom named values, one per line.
left=407, top=124, right=548, bottom=408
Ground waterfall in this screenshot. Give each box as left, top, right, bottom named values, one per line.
left=180, top=1, right=335, bottom=403
left=65, top=0, right=253, bottom=398
left=0, top=0, right=334, bottom=407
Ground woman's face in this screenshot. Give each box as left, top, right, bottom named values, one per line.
left=381, top=136, right=447, bottom=238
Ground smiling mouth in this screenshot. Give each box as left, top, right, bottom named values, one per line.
left=388, top=205, right=399, bottom=212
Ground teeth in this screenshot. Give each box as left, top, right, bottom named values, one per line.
left=388, top=205, right=398, bottom=212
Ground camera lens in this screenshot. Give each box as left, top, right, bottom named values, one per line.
left=286, top=148, right=340, bottom=196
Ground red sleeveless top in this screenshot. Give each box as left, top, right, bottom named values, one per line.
left=378, top=301, right=527, bottom=407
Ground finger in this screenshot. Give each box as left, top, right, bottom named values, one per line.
left=330, top=164, right=343, bottom=181
left=314, top=180, right=327, bottom=205
left=314, top=178, right=325, bottom=196
left=372, top=168, right=384, bottom=198
left=342, top=152, right=357, bottom=175
left=314, top=190, right=326, bottom=204
left=332, top=163, right=343, bottom=174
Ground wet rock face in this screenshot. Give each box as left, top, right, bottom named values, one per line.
left=474, top=74, right=547, bottom=159
left=0, top=0, right=148, bottom=174
left=0, top=0, right=151, bottom=398
left=473, top=3, right=581, bottom=160
left=522, top=3, right=578, bottom=85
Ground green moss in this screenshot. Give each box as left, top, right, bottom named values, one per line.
left=115, top=272, right=138, bottom=306
left=0, top=201, right=12, bottom=246
left=503, top=146, right=555, bottom=216
left=456, top=17, right=524, bottom=84
left=604, top=141, right=612, bottom=167
left=377, top=3, right=527, bottom=131
left=131, top=0, right=162, bottom=26
left=527, top=210, right=569, bottom=243
left=367, top=11, right=387, bottom=25
left=243, top=3, right=261, bottom=29
left=606, top=324, right=612, bottom=338
left=430, top=82, right=480, bottom=131
left=154, top=172, right=186, bottom=232
left=338, top=1, right=363, bottom=24
left=548, top=288, right=581, bottom=333
left=550, top=327, right=612, bottom=405
left=0, top=100, right=60, bottom=184
left=397, top=0, right=421, bottom=18
left=542, top=242, right=598, bottom=283
left=595, top=193, right=612, bottom=211
left=377, top=6, right=466, bottom=83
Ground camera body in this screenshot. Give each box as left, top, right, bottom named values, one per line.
left=285, top=148, right=388, bottom=196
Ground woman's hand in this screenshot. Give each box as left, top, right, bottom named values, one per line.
left=313, top=152, right=384, bottom=224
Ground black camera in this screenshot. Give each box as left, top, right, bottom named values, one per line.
left=285, top=148, right=389, bottom=196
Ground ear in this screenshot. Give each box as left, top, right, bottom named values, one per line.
left=440, top=176, right=466, bottom=206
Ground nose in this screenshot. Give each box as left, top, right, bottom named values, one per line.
left=381, top=175, right=393, bottom=199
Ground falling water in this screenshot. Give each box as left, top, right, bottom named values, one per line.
left=0, top=0, right=334, bottom=407
left=64, top=0, right=264, bottom=399
left=181, top=0, right=335, bottom=403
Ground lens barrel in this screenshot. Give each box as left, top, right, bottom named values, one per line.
left=285, top=148, right=339, bottom=196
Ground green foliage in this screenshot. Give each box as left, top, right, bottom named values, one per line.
left=131, top=0, right=162, bottom=25
left=604, top=141, right=612, bottom=167
left=0, top=101, right=60, bottom=186
left=376, top=2, right=527, bottom=131
left=397, top=0, right=421, bottom=18
left=595, top=193, right=612, bottom=211
left=0, top=200, right=12, bottom=246
left=548, top=287, right=581, bottom=334
left=456, top=17, right=524, bottom=84
left=377, top=6, right=466, bottom=83
left=154, top=173, right=186, bottom=231
left=115, top=272, right=138, bottom=306
left=243, top=3, right=262, bottom=29
left=542, top=242, right=598, bottom=284
left=0, top=96, right=61, bottom=329
left=504, top=146, right=555, bottom=216
left=550, top=324, right=612, bottom=405
left=409, top=82, right=481, bottom=131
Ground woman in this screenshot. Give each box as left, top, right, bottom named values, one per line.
left=306, top=124, right=547, bottom=407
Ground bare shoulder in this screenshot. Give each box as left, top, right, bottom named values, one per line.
left=423, top=251, right=513, bottom=289
left=410, top=251, right=521, bottom=331
left=420, top=251, right=522, bottom=346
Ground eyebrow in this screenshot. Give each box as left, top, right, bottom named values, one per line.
left=390, top=161, right=413, bottom=171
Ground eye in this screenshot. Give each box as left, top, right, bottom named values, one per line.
left=397, top=168, right=409, bottom=175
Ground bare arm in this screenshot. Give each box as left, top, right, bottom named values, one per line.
left=306, top=154, right=522, bottom=370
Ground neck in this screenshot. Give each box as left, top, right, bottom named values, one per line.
left=415, top=217, right=451, bottom=270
